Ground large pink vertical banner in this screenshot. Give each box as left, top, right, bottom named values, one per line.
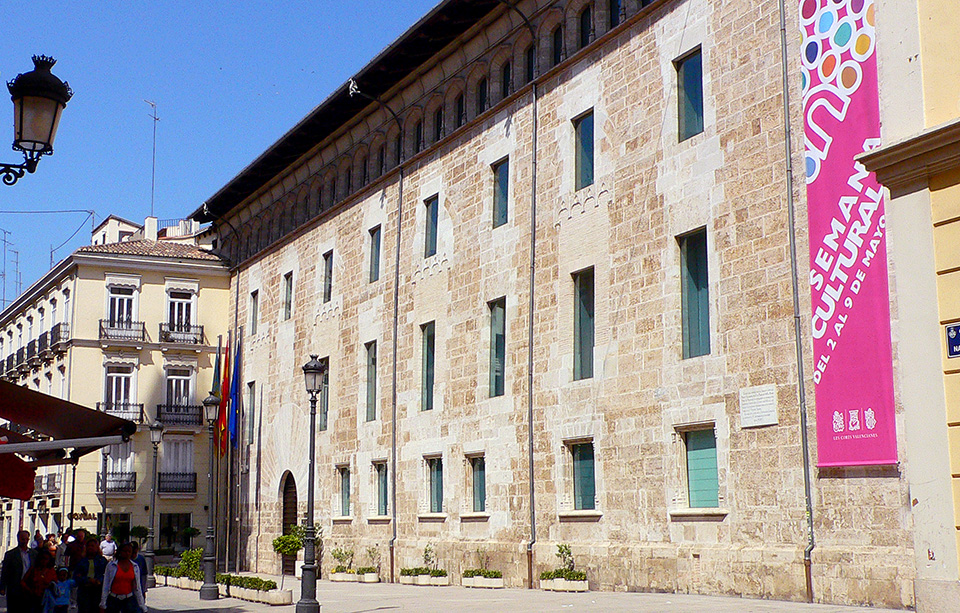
left=800, top=0, right=897, bottom=466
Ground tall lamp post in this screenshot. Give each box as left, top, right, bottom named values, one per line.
left=145, top=421, right=164, bottom=588
left=2, top=56, right=72, bottom=186
left=100, top=446, right=111, bottom=536
left=296, top=355, right=325, bottom=613
left=200, top=392, right=220, bottom=600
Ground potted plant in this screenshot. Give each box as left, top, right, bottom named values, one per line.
left=330, top=547, right=356, bottom=582
left=540, top=544, right=588, bottom=592
left=129, top=525, right=149, bottom=542
left=272, top=533, right=302, bottom=590
left=356, top=547, right=380, bottom=583
left=181, top=526, right=201, bottom=548
left=399, top=545, right=448, bottom=586
left=462, top=548, right=504, bottom=588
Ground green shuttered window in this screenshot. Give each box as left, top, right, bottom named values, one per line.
left=369, top=226, right=381, bottom=283
left=574, top=111, right=594, bottom=190
left=572, top=442, right=595, bottom=510
left=489, top=298, right=506, bottom=397
left=573, top=267, right=595, bottom=380
left=680, top=228, right=710, bottom=358
left=424, top=196, right=438, bottom=257
left=471, top=456, right=486, bottom=512
left=422, top=321, right=435, bottom=411
left=365, top=341, right=377, bottom=421
left=376, top=462, right=388, bottom=516
left=678, top=49, right=704, bottom=141
left=282, top=272, right=293, bottom=320
left=685, top=429, right=719, bottom=508
left=428, top=457, right=443, bottom=513
left=339, top=466, right=351, bottom=516
left=493, top=158, right=509, bottom=228
left=322, top=250, right=333, bottom=303
left=318, top=357, right=329, bottom=431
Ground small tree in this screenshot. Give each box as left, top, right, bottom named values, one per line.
left=129, top=526, right=149, bottom=541
left=272, top=534, right=302, bottom=590
left=182, top=526, right=200, bottom=547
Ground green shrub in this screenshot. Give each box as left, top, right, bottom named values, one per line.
left=331, top=547, right=354, bottom=569
left=154, top=565, right=174, bottom=576
left=539, top=569, right=556, bottom=580
left=556, top=544, right=574, bottom=571
left=463, top=569, right=480, bottom=578
left=272, top=534, right=303, bottom=556
left=562, top=569, right=586, bottom=581
left=174, top=547, right=203, bottom=581
left=129, top=525, right=149, bottom=540
left=212, top=573, right=278, bottom=592
left=482, top=569, right=502, bottom=578
left=355, top=566, right=377, bottom=575
left=429, top=568, right=447, bottom=577
left=332, top=565, right=355, bottom=574
left=464, top=568, right=502, bottom=579
left=399, top=568, right=414, bottom=576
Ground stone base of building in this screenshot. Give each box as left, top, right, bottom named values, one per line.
left=914, top=578, right=960, bottom=613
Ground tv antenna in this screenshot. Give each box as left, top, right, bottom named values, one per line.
left=145, top=100, right=160, bottom=218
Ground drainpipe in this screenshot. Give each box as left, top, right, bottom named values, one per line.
left=777, top=0, right=816, bottom=601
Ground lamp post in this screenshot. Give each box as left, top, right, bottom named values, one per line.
left=2, top=56, right=72, bottom=186
left=145, top=421, right=164, bottom=589
left=296, top=355, right=325, bottom=613
left=200, top=392, right=220, bottom=600
left=100, top=446, right=111, bottom=536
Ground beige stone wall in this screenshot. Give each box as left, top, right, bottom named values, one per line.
left=222, top=0, right=915, bottom=607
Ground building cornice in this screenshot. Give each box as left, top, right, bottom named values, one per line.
left=72, top=253, right=230, bottom=277
left=857, top=117, right=960, bottom=198
left=0, top=257, right=77, bottom=327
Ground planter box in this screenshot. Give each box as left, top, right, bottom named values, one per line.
left=416, top=574, right=432, bottom=586
left=539, top=578, right=554, bottom=591
left=544, top=578, right=588, bottom=592
left=360, top=573, right=380, bottom=583
left=330, top=572, right=358, bottom=582
left=399, top=575, right=415, bottom=585
left=462, top=576, right=475, bottom=588
left=429, top=576, right=450, bottom=586
left=218, top=584, right=229, bottom=597
left=262, top=589, right=294, bottom=605
left=476, top=576, right=504, bottom=589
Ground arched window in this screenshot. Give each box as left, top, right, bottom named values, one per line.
left=377, top=145, right=386, bottom=176
left=501, top=61, right=512, bottom=99
left=524, top=44, right=536, bottom=82
left=552, top=26, right=563, bottom=66
left=414, top=120, right=424, bottom=153
left=609, top=0, right=621, bottom=28
left=579, top=6, right=592, bottom=49
left=476, top=77, right=488, bottom=115
left=433, top=106, right=444, bottom=142
left=360, top=155, right=368, bottom=186
left=455, top=94, right=465, bottom=128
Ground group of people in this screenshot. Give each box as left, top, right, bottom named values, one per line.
left=0, top=528, right=148, bottom=613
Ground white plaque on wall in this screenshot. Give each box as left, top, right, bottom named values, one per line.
left=739, top=384, right=778, bottom=428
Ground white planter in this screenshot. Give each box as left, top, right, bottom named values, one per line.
left=218, top=584, right=229, bottom=597
left=540, top=578, right=554, bottom=591
left=361, top=573, right=380, bottom=583
left=262, top=589, right=294, bottom=605
left=331, top=572, right=358, bottom=582
left=399, top=575, right=414, bottom=585
left=553, top=578, right=588, bottom=592
left=430, top=576, right=449, bottom=586
left=462, top=576, right=475, bottom=588
left=237, top=587, right=252, bottom=600
left=478, top=576, right=504, bottom=589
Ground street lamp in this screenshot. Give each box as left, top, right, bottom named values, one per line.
left=296, top=355, right=325, bottom=613
left=145, top=421, right=164, bottom=588
left=101, top=445, right=111, bottom=536
left=200, top=392, right=220, bottom=601
left=2, top=56, right=72, bottom=186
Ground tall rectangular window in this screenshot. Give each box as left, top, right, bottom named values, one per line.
left=414, top=121, right=423, bottom=153
left=369, top=226, right=381, bottom=283
left=574, top=111, right=594, bottom=190
left=394, top=135, right=402, bottom=165
left=377, top=146, right=386, bottom=176
left=104, top=365, right=134, bottom=411
left=476, top=78, right=488, bottom=115
left=552, top=27, right=563, bottom=66
left=318, top=357, right=330, bottom=431
left=489, top=298, right=505, bottom=397
left=361, top=156, right=369, bottom=185
left=433, top=107, right=443, bottom=142
left=424, top=196, right=438, bottom=258
left=609, top=0, right=621, bottom=28
left=685, top=428, right=719, bottom=508
left=500, top=62, right=511, bottom=99
left=578, top=7, right=592, bottom=49
left=249, top=290, right=259, bottom=335
left=455, top=94, right=465, bottom=128
left=167, top=291, right=193, bottom=333
left=165, top=368, right=191, bottom=407
left=680, top=228, right=710, bottom=358
left=339, top=466, right=351, bottom=516
left=107, top=287, right=135, bottom=326
left=677, top=49, right=704, bottom=141
left=525, top=45, right=536, bottom=83
left=471, top=456, right=486, bottom=512
left=428, top=457, right=443, bottom=513
left=375, top=462, right=388, bottom=516
left=572, top=442, right=596, bottom=510
left=246, top=381, right=256, bottom=445
left=282, top=272, right=293, bottom=320
left=345, top=168, right=352, bottom=194
left=365, top=341, right=377, bottom=422
left=421, top=321, right=435, bottom=411
left=573, top=267, right=595, bottom=380
left=493, top=158, right=509, bottom=228
left=323, top=250, right=334, bottom=303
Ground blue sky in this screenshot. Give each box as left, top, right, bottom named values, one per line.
left=0, top=0, right=439, bottom=304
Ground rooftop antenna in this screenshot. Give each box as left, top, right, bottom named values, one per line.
left=145, top=100, right=160, bottom=218
left=10, top=249, right=21, bottom=298
left=0, top=228, right=10, bottom=308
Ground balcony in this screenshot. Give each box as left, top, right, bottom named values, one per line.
left=26, top=339, right=39, bottom=366
left=98, top=471, right=137, bottom=494
left=158, top=472, right=197, bottom=494
left=97, top=402, right=145, bottom=423
left=49, top=322, right=70, bottom=349
left=15, top=348, right=27, bottom=373
left=34, top=474, right=61, bottom=495
left=37, top=332, right=49, bottom=356
left=158, top=322, right=204, bottom=344
left=4, top=354, right=14, bottom=376
left=157, top=404, right=203, bottom=427
left=99, top=319, right=146, bottom=343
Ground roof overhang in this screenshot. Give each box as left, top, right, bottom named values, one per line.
left=857, top=117, right=960, bottom=198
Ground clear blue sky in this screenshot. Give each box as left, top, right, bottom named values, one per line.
left=0, top=0, right=439, bottom=304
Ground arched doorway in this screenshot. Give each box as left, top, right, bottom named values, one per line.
left=280, top=472, right=298, bottom=576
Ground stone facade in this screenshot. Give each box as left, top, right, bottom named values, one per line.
left=206, top=0, right=915, bottom=607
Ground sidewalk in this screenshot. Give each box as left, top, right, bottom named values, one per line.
left=140, top=576, right=903, bottom=613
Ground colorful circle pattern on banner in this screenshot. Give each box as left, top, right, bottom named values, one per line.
left=800, top=0, right=876, bottom=183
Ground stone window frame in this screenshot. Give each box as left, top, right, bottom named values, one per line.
left=669, top=419, right=729, bottom=519
left=419, top=453, right=446, bottom=521
left=558, top=435, right=602, bottom=521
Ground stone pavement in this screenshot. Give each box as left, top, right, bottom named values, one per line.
left=134, top=580, right=902, bottom=613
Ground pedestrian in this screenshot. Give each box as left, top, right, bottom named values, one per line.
left=100, top=533, right=117, bottom=561
left=46, top=566, right=76, bottom=613
left=55, top=530, right=70, bottom=569
left=21, top=548, right=57, bottom=612
left=99, top=542, right=146, bottom=613
left=74, top=538, right=107, bottom=613
left=45, top=534, right=58, bottom=558
left=66, top=529, right=87, bottom=571
left=129, top=541, right=147, bottom=598
left=0, top=529, right=37, bottom=611
left=32, top=530, right=44, bottom=549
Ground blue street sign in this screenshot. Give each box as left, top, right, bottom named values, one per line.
left=947, top=323, right=960, bottom=358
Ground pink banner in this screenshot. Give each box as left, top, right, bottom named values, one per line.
left=800, top=0, right=897, bottom=466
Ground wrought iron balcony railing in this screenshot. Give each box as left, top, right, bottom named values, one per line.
left=37, top=331, right=49, bottom=355
left=97, top=402, right=145, bottom=423
left=4, top=354, right=14, bottom=375
left=99, top=319, right=146, bottom=342
left=158, top=472, right=197, bottom=494
left=50, top=322, right=70, bottom=347
left=98, top=471, right=137, bottom=494
left=15, top=347, right=25, bottom=368
left=159, top=322, right=203, bottom=344
left=26, top=339, right=37, bottom=363
left=34, top=474, right=61, bottom=495
left=157, top=404, right=203, bottom=427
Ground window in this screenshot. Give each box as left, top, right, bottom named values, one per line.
left=249, top=290, right=259, bottom=335
left=246, top=381, right=256, bottom=445
left=573, top=267, right=595, bottom=380
left=345, top=168, right=353, bottom=194
left=500, top=61, right=511, bottom=99
left=679, top=228, right=710, bottom=358
left=165, top=368, right=191, bottom=407
left=375, top=462, right=388, bottom=516
left=424, top=196, right=439, bottom=258
left=394, top=135, right=402, bottom=165
left=107, top=440, right=134, bottom=475
left=63, top=290, right=70, bottom=326
left=476, top=77, right=488, bottom=115
left=107, top=287, right=135, bottom=326
left=685, top=428, right=719, bottom=507
left=578, top=6, right=592, bottom=49
left=38, top=309, right=44, bottom=335
left=470, top=456, right=486, bottom=512
left=162, top=438, right=194, bottom=476
left=339, top=466, right=351, bottom=517
left=677, top=49, right=704, bottom=141
left=159, top=513, right=192, bottom=549
left=282, top=272, right=293, bottom=320
left=571, top=442, right=596, bottom=510
left=609, top=0, right=621, bottom=28
left=455, top=94, right=465, bottom=128
left=369, top=226, right=381, bottom=283
left=433, top=107, right=443, bottom=142
left=492, top=158, right=509, bottom=228
left=167, top=291, right=193, bottom=334
left=318, top=357, right=330, bottom=431
left=361, top=156, right=369, bottom=185
left=104, top=365, right=134, bottom=411
left=50, top=299, right=57, bottom=327
left=525, top=45, right=536, bottom=82
left=574, top=111, right=594, bottom=190
left=329, top=177, right=338, bottom=203
left=421, top=321, right=435, bottom=411
left=552, top=26, right=563, bottom=66
left=377, top=146, right=386, bottom=176
left=414, top=120, right=423, bottom=153
left=365, top=341, right=377, bottom=422
left=489, top=298, right=505, bottom=397
left=323, top=251, right=334, bottom=303
left=428, top=457, right=443, bottom=513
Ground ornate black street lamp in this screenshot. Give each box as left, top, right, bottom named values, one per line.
left=2, top=56, right=72, bottom=185
left=296, top=355, right=325, bottom=613
left=200, top=392, right=220, bottom=600
left=145, top=421, right=164, bottom=588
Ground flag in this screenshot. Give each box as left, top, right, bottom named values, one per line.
left=228, top=333, right=242, bottom=447
left=217, top=332, right=231, bottom=456
left=212, top=336, right=222, bottom=394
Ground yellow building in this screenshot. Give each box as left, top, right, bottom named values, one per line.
left=0, top=215, right=229, bottom=554
left=859, top=0, right=960, bottom=608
